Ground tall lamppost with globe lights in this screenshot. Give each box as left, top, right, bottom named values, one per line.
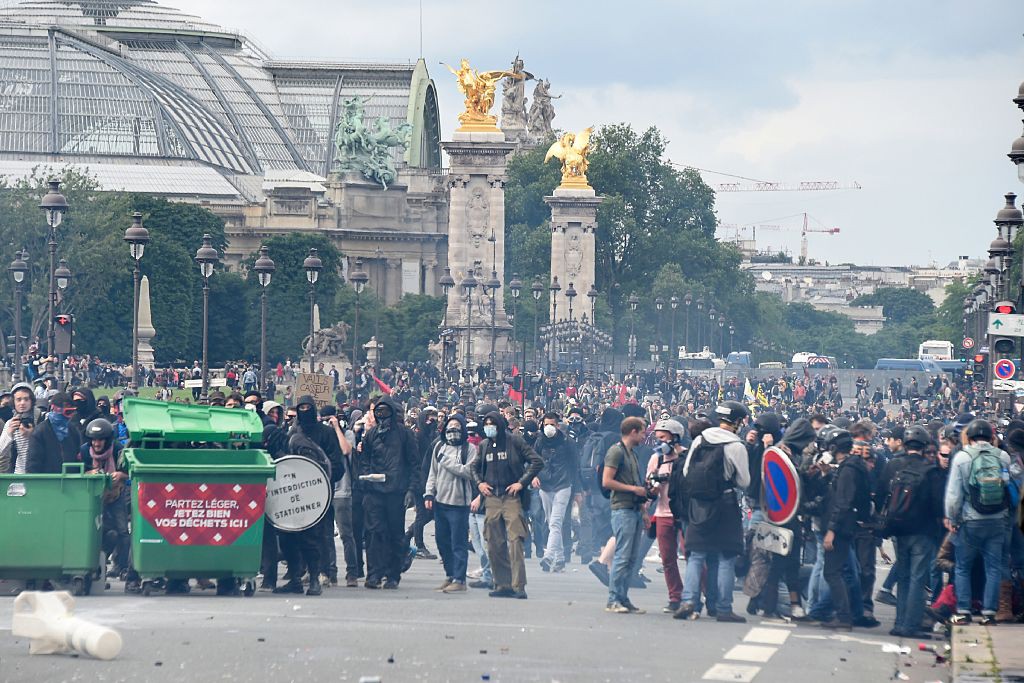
left=194, top=235, right=220, bottom=401
left=253, top=246, right=275, bottom=392
left=303, top=248, right=323, bottom=373
left=349, top=258, right=369, bottom=398
left=123, top=212, right=150, bottom=390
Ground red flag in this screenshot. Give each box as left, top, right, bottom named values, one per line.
left=508, top=366, right=523, bottom=404
left=372, top=374, right=392, bottom=395
left=616, top=383, right=627, bottom=406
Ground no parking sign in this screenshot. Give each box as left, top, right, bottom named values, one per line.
left=994, top=358, right=1016, bottom=381
left=761, top=447, right=801, bottom=526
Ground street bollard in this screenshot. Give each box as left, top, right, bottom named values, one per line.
left=12, top=591, right=122, bottom=660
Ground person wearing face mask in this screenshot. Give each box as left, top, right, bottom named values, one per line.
left=26, top=393, right=83, bottom=474
left=95, top=396, right=113, bottom=423
left=70, top=387, right=99, bottom=436
left=406, top=406, right=441, bottom=560
left=352, top=396, right=420, bottom=589
left=647, top=419, right=689, bottom=614
left=532, top=412, right=581, bottom=573
left=564, top=407, right=590, bottom=563
left=0, top=383, right=37, bottom=474
left=469, top=410, right=543, bottom=599
left=424, top=414, right=478, bottom=593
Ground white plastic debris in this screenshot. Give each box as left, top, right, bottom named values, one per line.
left=12, top=591, right=122, bottom=660
left=881, top=643, right=910, bottom=654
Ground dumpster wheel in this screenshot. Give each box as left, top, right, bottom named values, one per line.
left=141, top=580, right=154, bottom=597
left=70, top=575, right=92, bottom=597
left=242, top=580, right=256, bottom=597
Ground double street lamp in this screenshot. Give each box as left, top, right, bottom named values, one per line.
left=253, top=246, right=275, bottom=392
left=194, top=234, right=220, bottom=402
left=349, top=258, right=369, bottom=398
left=39, top=179, right=68, bottom=373
left=303, top=248, right=323, bottom=373
left=123, top=212, right=150, bottom=390
left=8, top=250, right=28, bottom=381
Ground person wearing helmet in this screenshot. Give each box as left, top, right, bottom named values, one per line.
left=875, top=425, right=944, bottom=637
left=945, top=419, right=1013, bottom=625
left=647, top=418, right=688, bottom=614
left=674, top=401, right=751, bottom=623
left=79, top=418, right=131, bottom=581
left=820, top=427, right=872, bottom=631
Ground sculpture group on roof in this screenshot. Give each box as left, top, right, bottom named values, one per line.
left=333, top=96, right=412, bottom=190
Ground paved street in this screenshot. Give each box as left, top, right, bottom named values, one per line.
left=0, top=547, right=950, bottom=683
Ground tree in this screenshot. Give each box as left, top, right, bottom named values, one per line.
left=850, top=287, right=935, bottom=325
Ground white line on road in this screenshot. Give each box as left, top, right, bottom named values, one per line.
left=724, top=644, right=778, bottom=663
left=744, top=627, right=791, bottom=645
left=703, top=663, right=761, bottom=682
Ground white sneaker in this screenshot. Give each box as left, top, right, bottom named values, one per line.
left=467, top=568, right=484, bottom=579
left=790, top=604, right=806, bottom=619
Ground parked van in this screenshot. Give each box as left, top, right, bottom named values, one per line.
left=873, top=358, right=944, bottom=373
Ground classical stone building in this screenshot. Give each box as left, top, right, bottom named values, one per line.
left=0, top=0, right=448, bottom=304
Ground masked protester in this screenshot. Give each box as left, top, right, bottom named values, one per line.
left=407, top=406, right=440, bottom=559
left=352, top=396, right=421, bottom=589
left=424, top=414, right=478, bottom=592
left=26, top=392, right=83, bottom=473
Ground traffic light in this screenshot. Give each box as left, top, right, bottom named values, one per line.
left=54, top=314, right=73, bottom=355
left=973, top=352, right=988, bottom=379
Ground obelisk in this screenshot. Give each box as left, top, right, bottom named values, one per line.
left=136, top=275, right=156, bottom=368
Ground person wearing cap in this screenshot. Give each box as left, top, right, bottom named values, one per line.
left=0, top=382, right=37, bottom=474
left=675, top=401, right=751, bottom=623
left=648, top=418, right=688, bottom=614
left=25, top=392, right=83, bottom=474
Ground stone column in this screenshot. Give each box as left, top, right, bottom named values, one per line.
left=442, top=132, right=517, bottom=370
left=545, top=187, right=603, bottom=320
left=137, top=275, right=156, bottom=369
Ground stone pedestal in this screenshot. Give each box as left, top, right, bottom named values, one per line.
left=363, top=337, right=383, bottom=368
left=137, top=275, right=156, bottom=369
left=545, top=187, right=603, bottom=319
left=442, top=132, right=516, bottom=369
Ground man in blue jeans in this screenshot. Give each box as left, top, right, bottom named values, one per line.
left=601, top=416, right=648, bottom=614
left=944, top=419, right=1012, bottom=625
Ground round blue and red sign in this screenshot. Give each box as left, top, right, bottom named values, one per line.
left=994, top=359, right=1016, bottom=380
left=762, top=446, right=801, bottom=526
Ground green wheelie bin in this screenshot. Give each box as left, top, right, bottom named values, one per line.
left=0, top=463, right=108, bottom=595
left=122, top=398, right=276, bottom=596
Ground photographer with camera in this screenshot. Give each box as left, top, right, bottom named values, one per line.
left=0, top=382, right=37, bottom=473
left=646, top=418, right=689, bottom=614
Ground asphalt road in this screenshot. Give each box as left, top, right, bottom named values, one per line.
left=0, top=548, right=950, bottom=683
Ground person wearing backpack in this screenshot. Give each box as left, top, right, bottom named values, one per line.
left=423, top=413, right=477, bottom=593
left=646, top=418, right=689, bottom=614
left=601, top=415, right=649, bottom=614
left=944, top=419, right=1012, bottom=625
left=875, top=425, right=945, bottom=637
left=674, top=401, right=752, bottom=623
left=579, top=407, right=622, bottom=565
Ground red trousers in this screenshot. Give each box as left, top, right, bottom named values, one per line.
left=655, top=516, right=684, bottom=603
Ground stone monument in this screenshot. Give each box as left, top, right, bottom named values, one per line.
left=544, top=127, right=602, bottom=322
left=442, top=58, right=518, bottom=369
left=499, top=55, right=532, bottom=145
left=527, top=78, right=559, bottom=145
left=333, top=96, right=413, bottom=190
left=137, top=275, right=156, bottom=369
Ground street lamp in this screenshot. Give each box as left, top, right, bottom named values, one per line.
left=439, top=266, right=455, bottom=376
left=1009, top=82, right=1024, bottom=182
left=123, top=212, right=150, bottom=390
left=349, top=258, right=369, bottom=399
left=462, top=271, right=478, bottom=374
left=253, top=245, right=275, bottom=392
left=565, top=282, right=578, bottom=375
left=549, top=276, right=561, bottom=371
left=669, top=296, right=679, bottom=374
left=683, top=292, right=692, bottom=356
left=628, top=293, right=639, bottom=371
left=695, top=296, right=705, bottom=352
left=531, top=278, right=543, bottom=373
left=707, top=307, right=717, bottom=355
left=8, top=250, right=28, bottom=381
left=485, top=269, right=501, bottom=374
left=39, top=179, right=67, bottom=368
left=303, top=248, right=323, bottom=374
left=729, top=324, right=735, bottom=354
left=587, top=284, right=599, bottom=374
left=654, top=296, right=664, bottom=372
left=509, top=273, right=522, bottom=407
left=194, top=234, right=220, bottom=402
left=718, top=315, right=726, bottom=358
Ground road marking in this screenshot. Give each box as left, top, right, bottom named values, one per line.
left=759, top=618, right=796, bottom=628
left=744, top=627, right=790, bottom=645
left=724, top=644, right=777, bottom=663
left=702, top=663, right=761, bottom=682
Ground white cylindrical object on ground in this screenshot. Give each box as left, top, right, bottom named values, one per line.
left=12, top=591, right=122, bottom=660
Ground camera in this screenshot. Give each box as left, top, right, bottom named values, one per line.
left=647, top=471, right=670, bottom=485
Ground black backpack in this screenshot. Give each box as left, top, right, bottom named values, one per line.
left=667, top=456, right=688, bottom=521
left=879, top=460, right=930, bottom=537
left=583, top=431, right=617, bottom=498
left=683, top=439, right=727, bottom=502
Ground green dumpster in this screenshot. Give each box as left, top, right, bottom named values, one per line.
left=122, top=398, right=276, bottom=596
left=0, top=462, right=108, bottom=595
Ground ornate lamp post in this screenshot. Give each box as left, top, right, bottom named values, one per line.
left=485, top=269, right=501, bottom=374
left=438, top=266, right=455, bottom=376
left=587, top=284, right=598, bottom=374
left=123, top=212, right=150, bottom=390
left=654, top=296, right=664, bottom=372
left=253, top=246, right=275, bottom=392
left=194, top=234, right=220, bottom=402
left=695, top=296, right=705, bottom=352
left=462, top=271, right=478, bottom=375
left=509, top=273, right=522, bottom=407
left=303, top=248, right=323, bottom=373
left=548, top=276, right=561, bottom=372
left=718, top=315, right=726, bottom=358
left=707, top=307, right=717, bottom=355
left=349, top=258, right=369, bottom=399
left=565, top=282, right=577, bottom=374
left=39, top=179, right=67, bottom=366
left=729, top=324, right=735, bottom=354
left=531, top=278, right=543, bottom=372
left=8, top=250, right=28, bottom=381
left=669, top=295, right=679, bottom=374
left=628, top=293, right=639, bottom=371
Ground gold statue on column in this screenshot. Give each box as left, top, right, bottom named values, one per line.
left=544, top=126, right=595, bottom=190
left=444, top=59, right=523, bottom=133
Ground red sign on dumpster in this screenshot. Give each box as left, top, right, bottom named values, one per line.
left=138, top=482, right=266, bottom=546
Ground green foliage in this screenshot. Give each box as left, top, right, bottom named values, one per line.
left=850, top=287, right=935, bottom=325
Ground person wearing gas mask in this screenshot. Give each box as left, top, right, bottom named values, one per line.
left=532, top=412, right=581, bottom=573
left=26, top=393, right=82, bottom=474
left=353, top=396, right=420, bottom=589
left=564, top=406, right=590, bottom=562
left=647, top=418, right=689, bottom=614
left=470, top=410, right=544, bottom=599
left=424, top=413, right=478, bottom=593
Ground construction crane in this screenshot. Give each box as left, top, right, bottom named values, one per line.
left=714, top=180, right=862, bottom=193
left=796, top=213, right=839, bottom=263
left=720, top=214, right=839, bottom=263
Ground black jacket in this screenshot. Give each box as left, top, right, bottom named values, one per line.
left=470, top=411, right=544, bottom=491
left=826, top=455, right=872, bottom=537
left=875, top=451, right=945, bottom=539
left=354, top=396, right=419, bottom=496
left=533, top=429, right=580, bottom=493
left=26, top=418, right=83, bottom=474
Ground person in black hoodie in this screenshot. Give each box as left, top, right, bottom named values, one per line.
left=353, top=395, right=420, bottom=589
left=470, top=410, right=543, bottom=599
left=71, top=387, right=99, bottom=437
left=532, top=412, right=581, bottom=573
left=406, top=406, right=440, bottom=559
left=26, top=393, right=82, bottom=474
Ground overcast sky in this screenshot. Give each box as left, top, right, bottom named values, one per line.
left=168, top=0, right=1024, bottom=267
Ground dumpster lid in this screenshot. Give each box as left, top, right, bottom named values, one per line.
left=123, top=398, right=264, bottom=444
